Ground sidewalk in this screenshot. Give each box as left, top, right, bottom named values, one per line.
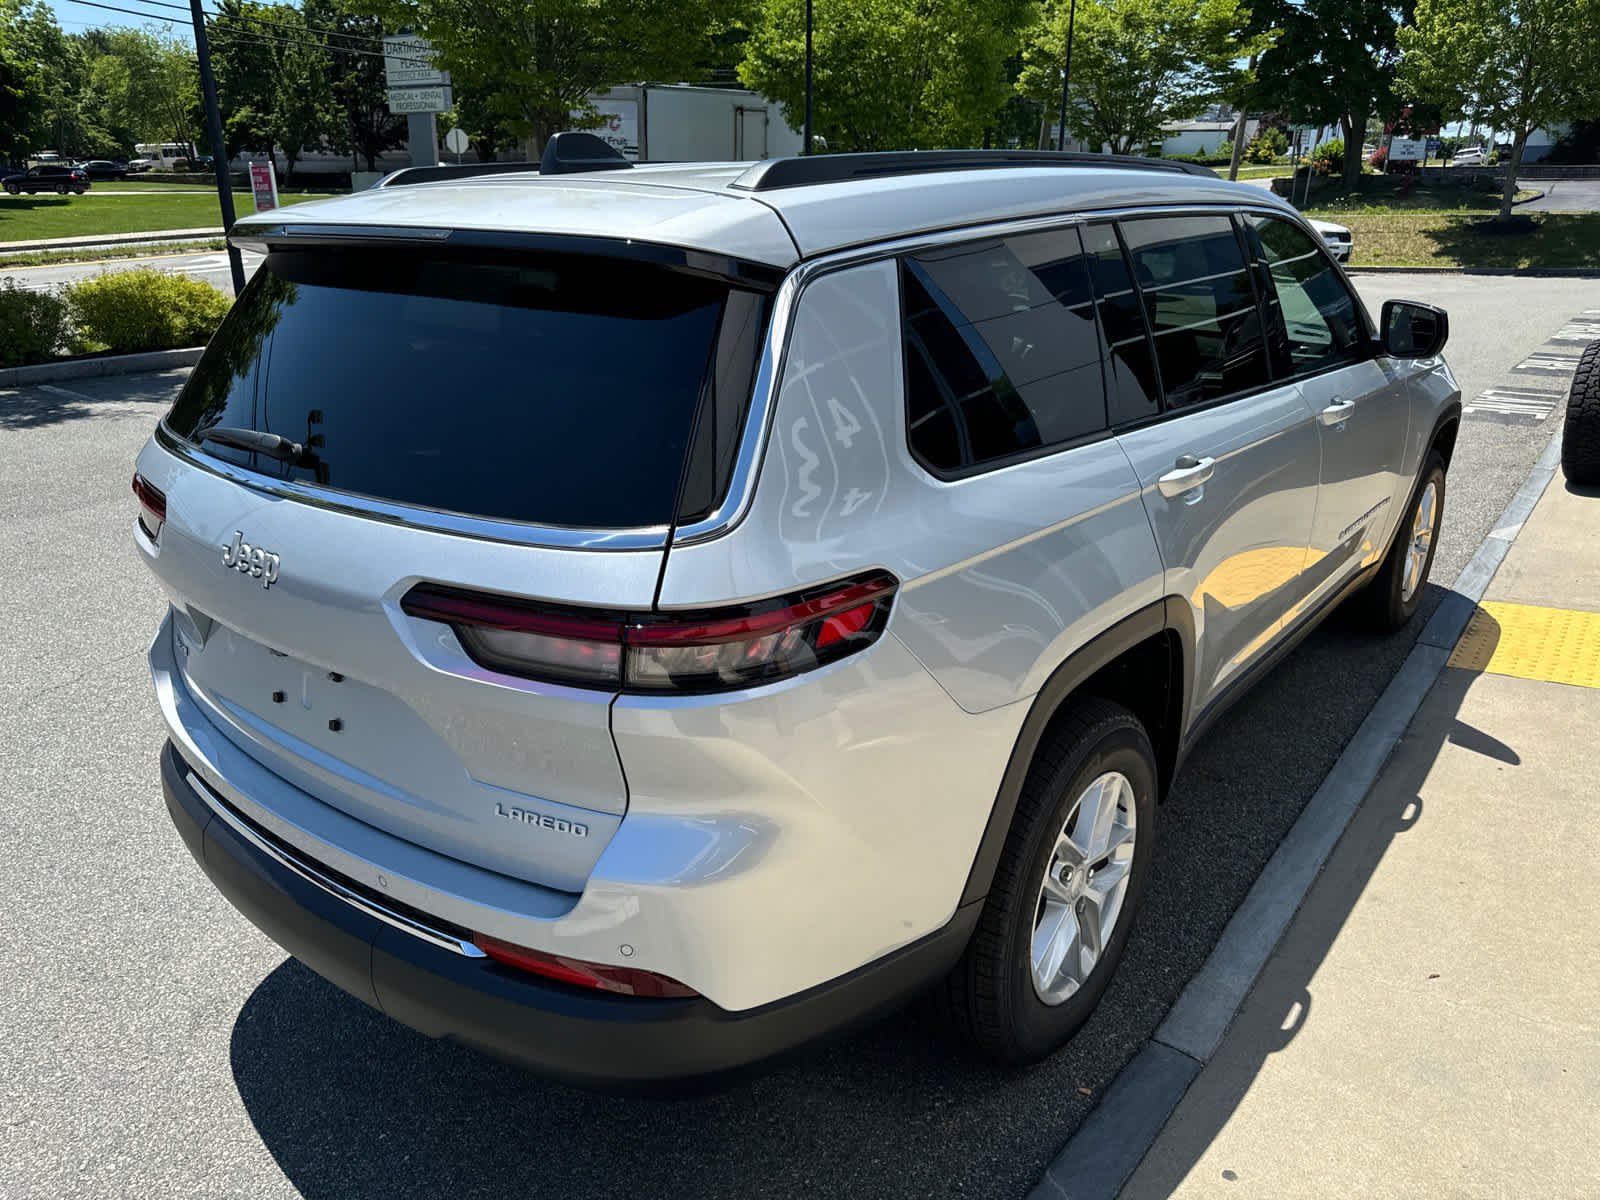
left=1, top=227, right=223, bottom=253
left=1123, top=474, right=1600, bottom=1197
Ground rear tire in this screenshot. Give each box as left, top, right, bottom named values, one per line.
left=1353, top=450, right=1446, bottom=632
left=936, top=698, right=1156, bottom=1063
left=1560, top=341, right=1600, bottom=486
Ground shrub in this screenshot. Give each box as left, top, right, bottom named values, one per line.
left=1245, top=127, right=1289, bottom=164
left=0, top=281, right=73, bottom=368
left=66, top=269, right=231, bottom=354
left=1312, top=137, right=1345, bottom=176
left=1369, top=145, right=1389, bottom=171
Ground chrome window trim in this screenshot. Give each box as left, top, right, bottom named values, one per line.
left=184, top=769, right=488, bottom=958
left=673, top=204, right=1266, bottom=545
left=152, top=425, right=672, bottom=551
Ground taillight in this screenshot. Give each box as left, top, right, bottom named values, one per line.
left=132, top=472, right=166, bottom=539
left=401, top=570, right=898, bottom=695
left=473, top=933, right=697, bottom=998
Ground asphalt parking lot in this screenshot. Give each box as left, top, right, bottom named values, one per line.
left=1, top=274, right=1595, bottom=1199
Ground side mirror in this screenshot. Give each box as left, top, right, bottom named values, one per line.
left=1381, top=299, right=1449, bottom=359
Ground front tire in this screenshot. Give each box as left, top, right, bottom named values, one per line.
left=1561, top=341, right=1600, bottom=486
left=55, top=182, right=67, bottom=195
left=1354, top=450, right=1446, bottom=632
left=938, top=698, right=1157, bottom=1063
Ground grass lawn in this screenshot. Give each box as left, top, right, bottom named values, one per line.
left=1291, top=176, right=1600, bottom=268
left=1235, top=165, right=1295, bottom=179
left=0, top=191, right=337, bottom=243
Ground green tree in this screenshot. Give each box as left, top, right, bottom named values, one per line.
left=330, top=12, right=404, bottom=171
left=0, top=36, right=46, bottom=159
left=1017, top=0, right=1253, bottom=156
left=348, top=0, right=748, bottom=154
left=1247, top=0, right=1411, bottom=189
left=1399, top=0, right=1600, bottom=218
left=740, top=0, right=1032, bottom=152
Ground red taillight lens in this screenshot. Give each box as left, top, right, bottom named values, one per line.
left=400, top=571, right=898, bottom=695
left=473, top=934, right=697, bottom=998
left=132, top=472, right=166, bottom=539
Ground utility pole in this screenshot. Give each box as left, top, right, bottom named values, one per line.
left=803, top=0, right=814, bottom=154
left=1056, top=0, right=1077, bottom=152
left=188, top=0, right=245, bottom=297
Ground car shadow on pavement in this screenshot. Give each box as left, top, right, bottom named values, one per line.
left=0, top=373, right=184, bottom=429
left=1123, top=611, right=1511, bottom=1196
left=224, top=584, right=1457, bottom=1200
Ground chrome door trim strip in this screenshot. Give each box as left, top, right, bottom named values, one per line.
left=185, top=769, right=488, bottom=958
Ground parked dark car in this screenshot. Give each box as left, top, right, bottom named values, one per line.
left=3, top=165, right=90, bottom=195
left=78, top=159, right=129, bottom=180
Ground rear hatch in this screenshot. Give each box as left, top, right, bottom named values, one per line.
left=141, top=240, right=768, bottom=891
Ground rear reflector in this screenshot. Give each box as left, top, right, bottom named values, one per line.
left=401, top=571, right=898, bottom=695
left=132, top=472, right=166, bottom=539
left=473, top=934, right=697, bottom=998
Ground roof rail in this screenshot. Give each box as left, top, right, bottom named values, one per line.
left=729, top=150, right=1218, bottom=192
left=377, top=161, right=542, bottom=188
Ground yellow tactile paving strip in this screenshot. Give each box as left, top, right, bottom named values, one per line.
left=1447, top=601, right=1600, bottom=689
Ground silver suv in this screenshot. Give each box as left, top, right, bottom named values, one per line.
left=134, top=146, right=1459, bottom=1087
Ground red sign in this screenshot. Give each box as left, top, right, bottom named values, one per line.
left=249, top=161, right=279, bottom=213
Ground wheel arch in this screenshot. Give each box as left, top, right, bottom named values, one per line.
left=1428, top=403, right=1462, bottom=468
left=957, top=598, right=1194, bottom=907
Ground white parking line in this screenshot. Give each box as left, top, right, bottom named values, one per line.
left=36, top=383, right=94, bottom=403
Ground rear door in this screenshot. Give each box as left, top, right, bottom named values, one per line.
left=1241, top=212, right=1410, bottom=611
left=1095, top=216, right=1322, bottom=717
left=141, top=242, right=765, bottom=892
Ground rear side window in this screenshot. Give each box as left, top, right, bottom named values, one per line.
left=1081, top=223, right=1162, bottom=425
left=901, top=228, right=1107, bottom=474
left=1244, top=214, right=1368, bottom=376
left=1119, top=216, right=1270, bottom=409
left=165, top=247, right=747, bottom=530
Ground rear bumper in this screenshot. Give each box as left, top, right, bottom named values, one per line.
left=161, top=739, right=978, bottom=1089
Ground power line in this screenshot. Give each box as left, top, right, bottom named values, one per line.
left=65, top=0, right=414, bottom=60
left=202, top=5, right=392, bottom=50
left=210, top=27, right=431, bottom=67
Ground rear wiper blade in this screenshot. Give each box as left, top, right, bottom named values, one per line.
left=198, top=426, right=311, bottom=464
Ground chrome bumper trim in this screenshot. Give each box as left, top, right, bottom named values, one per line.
left=185, top=769, right=487, bottom=959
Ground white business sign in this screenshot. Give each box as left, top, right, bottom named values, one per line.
left=388, top=85, right=452, bottom=114
left=383, top=35, right=444, bottom=87
left=580, top=100, right=639, bottom=160
left=1389, top=137, right=1427, bottom=161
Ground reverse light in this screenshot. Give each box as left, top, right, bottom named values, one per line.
left=132, top=472, right=166, bottom=539
left=401, top=571, right=898, bottom=695
left=473, top=934, right=698, bottom=998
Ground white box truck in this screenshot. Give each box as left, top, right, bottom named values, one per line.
left=584, top=85, right=803, bottom=162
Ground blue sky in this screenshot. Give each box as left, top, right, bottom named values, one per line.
left=47, top=0, right=196, bottom=44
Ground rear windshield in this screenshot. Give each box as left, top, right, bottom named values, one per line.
left=165, top=246, right=742, bottom=529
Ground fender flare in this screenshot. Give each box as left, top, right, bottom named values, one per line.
left=958, top=596, right=1194, bottom=907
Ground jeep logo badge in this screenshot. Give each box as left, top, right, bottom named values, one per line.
left=221, top=530, right=281, bottom=589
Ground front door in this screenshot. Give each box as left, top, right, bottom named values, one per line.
left=1242, top=213, right=1410, bottom=616
left=1096, top=216, right=1322, bottom=718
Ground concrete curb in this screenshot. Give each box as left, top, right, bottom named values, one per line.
left=1513, top=189, right=1546, bottom=206
left=0, top=347, right=203, bottom=389
left=1031, top=427, right=1567, bottom=1200
left=1346, top=266, right=1600, bottom=277
left=0, top=227, right=224, bottom=253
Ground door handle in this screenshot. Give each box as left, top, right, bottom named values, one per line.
left=1318, top=397, right=1356, bottom=428
left=1157, top=455, right=1216, bottom=499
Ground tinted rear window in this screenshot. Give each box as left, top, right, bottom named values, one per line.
left=165, top=247, right=737, bottom=529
